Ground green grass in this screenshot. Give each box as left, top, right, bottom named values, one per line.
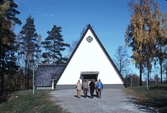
left=0, top=90, right=69, bottom=113
left=123, top=84, right=167, bottom=113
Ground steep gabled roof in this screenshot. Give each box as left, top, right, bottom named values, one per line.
left=57, top=24, right=125, bottom=86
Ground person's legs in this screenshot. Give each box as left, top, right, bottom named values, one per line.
left=85, top=89, right=88, bottom=97
left=92, top=89, right=94, bottom=98
left=96, top=91, right=98, bottom=97
left=98, top=89, right=101, bottom=98
left=77, top=90, right=79, bottom=98
left=84, top=90, right=86, bottom=97
left=78, top=90, right=81, bottom=98
left=90, top=89, right=93, bottom=98
left=77, top=90, right=81, bottom=98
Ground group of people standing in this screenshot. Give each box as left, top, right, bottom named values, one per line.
left=76, top=79, right=103, bottom=99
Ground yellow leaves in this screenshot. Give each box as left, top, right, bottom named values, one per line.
left=133, top=51, right=143, bottom=61
left=3, top=36, right=8, bottom=44
left=0, top=1, right=10, bottom=16
left=0, top=19, right=12, bottom=46
left=0, top=1, right=13, bottom=47
left=126, top=0, right=167, bottom=75
left=2, top=36, right=10, bottom=46
left=1, top=17, right=13, bottom=30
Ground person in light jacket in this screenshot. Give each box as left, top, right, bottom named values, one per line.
left=96, top=79, right=103, bottom=98
left=82, top=80, right=89, bottom=98
left=76, top=80, right=82, bottom=98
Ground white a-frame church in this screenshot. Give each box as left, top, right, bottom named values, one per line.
left=35, top=24, right=126, bottom=90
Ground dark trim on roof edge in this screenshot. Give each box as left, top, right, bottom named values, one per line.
left=38, top=64, right=66, bottom=67
left=57, top=24, right=126, bottom=87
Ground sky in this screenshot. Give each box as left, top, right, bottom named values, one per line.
left=14, top=0, right=167, bottom=75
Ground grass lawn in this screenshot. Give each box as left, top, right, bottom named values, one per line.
left=0, top=90, right=69, bottom=113
left=123, top=84, right=167, bottom=113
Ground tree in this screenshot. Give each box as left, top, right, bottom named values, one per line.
left=124, top=73, right=139, bottom=87
left=67, top=39, right=79, bottom=58
left=41, top=25, right=70, bottom=64
left=113, top=46, right=130, bottom=77
left=154, top=14, right=167, bottom=83
left=125, top=0, right=166, bottom=87
left=0, top=0, right=10, bottom=15
left=0, top=0, right=21, bottom=91
left=163, top=60, right=167, bottom=83
left=35, top=34, right=42, bottom=65
left=18, top=15, right=40, bottom=89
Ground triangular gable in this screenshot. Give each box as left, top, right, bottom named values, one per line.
left=57, top=24, right=125, bottom=87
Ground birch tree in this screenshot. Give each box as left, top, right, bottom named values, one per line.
left=125, top=0, right=167, bottom=86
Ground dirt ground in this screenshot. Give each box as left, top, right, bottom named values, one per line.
left=50, top=89, right=156, bottom=113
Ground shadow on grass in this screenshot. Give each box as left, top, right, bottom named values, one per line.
left=147, top=85, right=167, bottom=113
left=128, top=97, right=158, bottom=113
left=148, top=97, right=167, bottom=113
left=132, top=97, right=167, bottom=113
left=127, top=85, right=167, bottom=113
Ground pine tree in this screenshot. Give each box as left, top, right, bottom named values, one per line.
left=41, top=25, right=70, bottom=64
left=0, top=0, right=21, bottom=91
left=18, top=15, right=40, bottom=89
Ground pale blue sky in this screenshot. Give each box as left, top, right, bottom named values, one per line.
left=14, top=0, right=167, bottom=75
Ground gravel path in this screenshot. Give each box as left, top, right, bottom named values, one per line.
left=49, top=89, right=153, bottom=113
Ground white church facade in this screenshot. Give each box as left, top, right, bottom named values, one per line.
left=35, top=24, right=126, bottom=90
left=56, top=24, right=125, bottom=89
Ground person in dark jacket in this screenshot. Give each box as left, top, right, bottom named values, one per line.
left=89, top=79, right=95, bottom=99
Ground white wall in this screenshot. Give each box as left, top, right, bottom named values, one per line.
left=57, top=29, right=123, bottom=85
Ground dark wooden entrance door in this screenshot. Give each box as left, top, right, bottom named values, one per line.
left=83, top=74, right=98, bottom=81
